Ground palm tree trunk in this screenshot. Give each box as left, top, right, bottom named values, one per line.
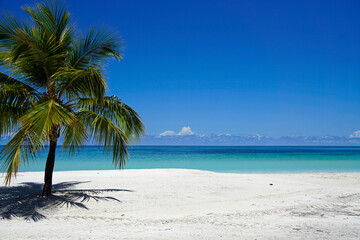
left=42, top=126, right=59, bottom=196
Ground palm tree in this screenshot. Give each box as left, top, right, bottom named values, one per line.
left=0, top=1, right=144, bottom=196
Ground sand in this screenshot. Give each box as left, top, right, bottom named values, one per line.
left=1, top=169, right=360, bottom=239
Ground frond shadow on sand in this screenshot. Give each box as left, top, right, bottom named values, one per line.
left=0, top=181, right=133, bottom=221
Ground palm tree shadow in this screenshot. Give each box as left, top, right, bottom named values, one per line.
left=0, top=181, right=133, bottom=221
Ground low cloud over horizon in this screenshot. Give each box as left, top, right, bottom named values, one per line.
left=160, top=127, right=195, bottom=136
left=140, top=128, right=360, bottom=146
left=2, top=128, right=360, bottom=146
left=349, top=130, right=360, bottom=139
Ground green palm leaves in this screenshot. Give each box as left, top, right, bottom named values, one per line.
left=0, top=1, right=144, bottom=184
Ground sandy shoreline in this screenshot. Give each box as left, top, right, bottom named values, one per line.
left=1, top=169, right=360, bottom=239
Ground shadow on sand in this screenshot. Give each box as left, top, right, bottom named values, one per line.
left=0, top=181, right=133, bottom=221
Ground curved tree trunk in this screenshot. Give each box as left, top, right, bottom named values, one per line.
left=42, top=126, right=60, bottom=196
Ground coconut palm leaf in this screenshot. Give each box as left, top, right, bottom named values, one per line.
left=0, top=126, right=39, bottom=185
left=78, top=96, right=144, bottom=139
left=22, top=0, right=73, bottom=46
left=77, top=97, right=144, bottom=168
left=69, top=27, right=123, bottom=69
left=55, top=66, right=106, bottom=99
left=20, top=99, right=75, bottom=150
left=61, top=116, right=87, bottom=156
left=0, top=72, right=38, bottom=93
left=0, top=72, right=38, bottom=136
left=78, top=108, right=129, bottom=169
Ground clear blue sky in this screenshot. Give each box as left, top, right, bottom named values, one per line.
left=1, top=0, right=360, bottom=137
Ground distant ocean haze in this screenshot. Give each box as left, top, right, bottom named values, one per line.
left=6, top=146, right=360, bottom=173
left=140, top=134, right=360, bottom=146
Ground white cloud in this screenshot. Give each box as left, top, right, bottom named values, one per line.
left=349, top=130, right=360, bottom=138
left=216, top=133, right=232, bottom=137
left=178, top=127, right=194, bottom=135
left=160, top=127, right=195, bottom=136
left=160, top=130, right=176, bottom=136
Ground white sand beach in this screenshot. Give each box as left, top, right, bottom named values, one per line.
left=1, top=169, right=360, bottom=239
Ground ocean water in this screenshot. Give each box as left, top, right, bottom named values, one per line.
left=5, top=146, right=360, bottom=173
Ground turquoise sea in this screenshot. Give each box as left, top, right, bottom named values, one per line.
left=6, top=146, right=360, bottom=173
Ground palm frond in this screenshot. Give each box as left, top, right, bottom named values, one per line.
left=61, top=114, right=87, bottom=156
left=0, top=72, right=34, bottom=88
left=11, top=27, right=67, bottom=89
left=0, top=127, right=38, bottom=185
left=0, top=72, right=39, bottom=136
left=77, top=96, right=144, bottom=168
left=0, top=86, right=33, bottom=137
left=0, top=8, right=68, bottom=90
left=55, top=65, right=106, bottom=99
left=0, top=78, right=39, bottom=105
left=78, top=96, right=145, bottom=141
left=20, top=99, right=75, bottom=151
left=79, top=108, right=128, bottom=168
left=0, top=12, right=29, bottom=48
left=0, top=103, right=25, bottom=137
left=68, top=27, right=123, bottom=69
left=22, top=0, right=73, bottom=50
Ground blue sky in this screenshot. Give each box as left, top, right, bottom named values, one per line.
left=1, top=0, right=360, bottom=138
